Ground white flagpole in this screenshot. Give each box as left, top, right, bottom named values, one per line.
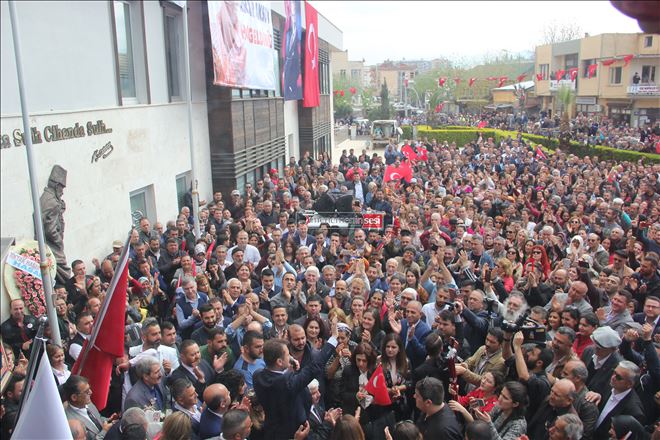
left=182, top=1, right=201, bottom=239
left=8, top=0, right=61, bottom=346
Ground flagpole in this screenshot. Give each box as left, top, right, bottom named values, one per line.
left=8, top=0, right=61, bottom=347
left=182, top=0, right=201, bottom=239
left=14, top=316, right=48, bottom=422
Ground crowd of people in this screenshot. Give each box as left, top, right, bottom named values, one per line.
left=405, top=111, right=659, bottom=153
left=2, top=133, right=660, bottom=440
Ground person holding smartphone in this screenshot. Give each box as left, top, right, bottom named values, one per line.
left=448, top=371, right=503, bottom=417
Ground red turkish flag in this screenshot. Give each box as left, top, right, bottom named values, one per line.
left=516, top=74, right=526, bottom=82
left=340, top=90, right=344, bottom=96
left=588, top=64, right=598, bottom=79
left=349, top=87, right=356, bottom=95
left=454, top=78, right=461, bottom=85
left=72, top=247, right=128, bottom=410
left=364, top=364, right=392, bottom=406
left=535, top=145, right=547, bottom=160
left=303, top=1, right=320, bottom=107
left=477, top=120, right=488, bottom=129
left=623, top=54, right=634, bottom=67
left=569, top=68, right=578, bottom=81
left=417, top=146, right=428, bottom=162
left=384, top=162, right=413, bottom=183
left=468, top=78, right=476, bottom=87
left=401, top=144, right=417, bottom=162
left=602, top=59, right=616, bottom=66
left=555, top=70, right=565, bottom=81
left=536, top=73, right=543, bottom=81
left=438, top=77, right=446, bottom=87
left=435, top=103, right=444, bottom=113
left=498, top=77, right=508, bottom=87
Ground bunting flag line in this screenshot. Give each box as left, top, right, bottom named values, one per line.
left=623, top=54, right=634, bottom=67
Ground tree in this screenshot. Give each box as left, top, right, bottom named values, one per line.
left=556, top=85, right=575, bottom=148
left=541, top=21, right=583, bottom=44
left=379, top=80, right=391, bottom=119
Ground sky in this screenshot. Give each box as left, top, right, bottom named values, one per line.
left=312, top=1, right=642, bottom=66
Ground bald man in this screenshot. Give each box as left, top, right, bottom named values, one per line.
left=528, top=379, right=578, bottom=440
left=399, top=300, right=432, bottom=370
left=198, top=383, right=231, bottom=440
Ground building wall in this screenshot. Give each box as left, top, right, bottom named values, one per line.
left=535, top=44, right=552, bottom=96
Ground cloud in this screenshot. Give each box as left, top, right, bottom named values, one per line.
left=313, top=1, right=642, bottom=65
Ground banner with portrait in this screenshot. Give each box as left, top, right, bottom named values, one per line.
left=281, top=0, right=302, bottom=100
left=208, top=1, right=276, bottom=90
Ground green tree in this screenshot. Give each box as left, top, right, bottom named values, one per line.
left=379, top=80, right=390, bottom=119
left=556, top=85, right=575, bottom=148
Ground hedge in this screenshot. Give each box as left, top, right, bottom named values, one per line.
left=406, top=126, right=660, bottom=163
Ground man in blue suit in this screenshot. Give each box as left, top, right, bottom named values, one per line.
left=253, top=322, right=338, bottom=440
left=198, top=383, right=231, bottom=440
left=400, top=300, right=432, bottom=370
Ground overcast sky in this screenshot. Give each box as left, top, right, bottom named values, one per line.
left=312, top=1, right=642, bottom=66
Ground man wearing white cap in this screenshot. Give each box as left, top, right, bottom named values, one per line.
left=580, top=326, right=622, bottom=398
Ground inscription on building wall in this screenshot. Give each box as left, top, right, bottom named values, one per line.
left=0, top=120, right=112, bottom=149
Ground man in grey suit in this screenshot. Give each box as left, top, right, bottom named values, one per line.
left=124, top=357, right=168, bottom=411
left=597, top=291, right=634, bottom=335
left=63, top=375, right=118, bottom=440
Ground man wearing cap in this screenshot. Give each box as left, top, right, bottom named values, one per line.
left=40, top=164, right=71, bottom=283
left=580, top=326, right=623, bottom=398
left=606, top=250, right=634, bottom=281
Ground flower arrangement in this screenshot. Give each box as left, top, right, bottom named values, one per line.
left=12, top=248, right=47, bottom=317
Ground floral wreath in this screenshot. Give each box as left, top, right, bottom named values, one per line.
left=12, top=248, right=49, bottom=317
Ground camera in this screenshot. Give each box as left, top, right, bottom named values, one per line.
left=501, top=312, right=546, bottom=345
left=442, top=301, right=456, bottom=312
left=578, top=260, right=590, bottom=269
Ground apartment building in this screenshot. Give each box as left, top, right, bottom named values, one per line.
left=535, top=33, right=659, bottom=127
left=331, top=50, right=365, bottom=86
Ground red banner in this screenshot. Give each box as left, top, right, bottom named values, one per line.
left=361, top=213, right=384, bottom=229
left=303, top=1, right=319, bottom=107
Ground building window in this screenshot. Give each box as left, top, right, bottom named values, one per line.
left=641, top=65, right=656, bottom=83
left=320, top=62, right=330, bottom=94
left=176, top=172, right=191, bottom=212
left=340, top=69, right=346, bottom=79
left=582, top=59, right=596, bottom=78
left=130, top=185, right=156, bottom=227
left=644, top=36, right=653, bottom=47
left=351, top=69, right=359, bottom=80
left=539, top=64, right=549, bottom=80
left=565, top=54, right=578, bottom=70
left=113, top=1, right=147, bottom=105
left=609, top=66, right=622, bottom=85
left=163, top=3, right=184, bottom=101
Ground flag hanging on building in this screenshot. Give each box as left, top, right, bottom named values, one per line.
left=364, top=364, right=391, bottom=406
left=588, top=64, right=598, bottom=79
left=12, top=349, right=73, bottom=439
left=72, top=237, right=129, bottom=410
left=302, top=1, right=319, bottom=107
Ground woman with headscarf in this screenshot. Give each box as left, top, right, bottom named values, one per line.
left=608, top=415, right=649, bottom=440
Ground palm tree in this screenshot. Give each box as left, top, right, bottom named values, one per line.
left=556, top=85, right=575, bottom=149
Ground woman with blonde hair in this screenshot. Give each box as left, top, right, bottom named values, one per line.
left=160, top=411, right=192, bottom=440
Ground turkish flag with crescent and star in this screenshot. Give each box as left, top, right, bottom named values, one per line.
left=303, top=1, right=319, bottom=107
left=384, top=161, right=413, bottom=183
left=364, top=364, right=392, bottom=405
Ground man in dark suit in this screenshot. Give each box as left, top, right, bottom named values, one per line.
left=0, top=299, right=38, bottom=358
left=124, top=356, right=167, bottom=411
left=168, top=340, right=215, bottom=398
left=198, top=383, right=231, bottom=439
left=581, top=326, right=622, bottom=398
left=253, top=323, right=338, bottom=440
left=397, top=300, right=432, bottom=370
left=633, top=295, right=660, bottom=338
left=593, top=360, right=645, bottom=437
left=346, top=173, right=368, bottom=206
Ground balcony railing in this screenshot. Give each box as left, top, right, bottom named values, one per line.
left=549, top=80, right=576, bottom=91
left=627, top=84, right=659, bottom=96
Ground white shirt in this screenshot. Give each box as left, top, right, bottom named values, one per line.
left=53, top=366, right=71, bottom=386
left=68, top=333, right=90, bottom=360
left=592, top=352, right=613, bottom=370
left=226, top=244, right=261, bottom=266
left=596, top=388, right=632, bottom=427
